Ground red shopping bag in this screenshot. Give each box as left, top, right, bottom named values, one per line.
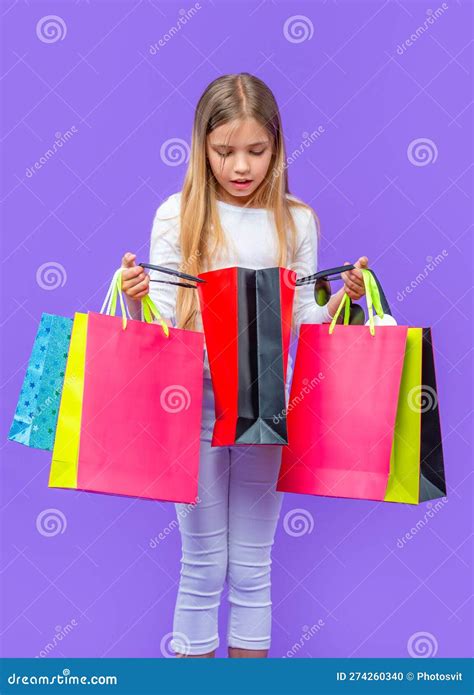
left=277, top=269, right=408, bottom=502
left=197, top=266, right=296, bottom=446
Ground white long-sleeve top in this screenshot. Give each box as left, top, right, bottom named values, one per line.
left=147, top=191, right=333, bottom=381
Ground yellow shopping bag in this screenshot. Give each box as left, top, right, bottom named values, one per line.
left=384, top=326, right=446, bottom=504
left=49, top=312, right=88, bottom=489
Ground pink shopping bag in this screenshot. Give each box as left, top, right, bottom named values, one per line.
left=277, top=269, right=408, bottom=502
left=77, top=310, right=204, bottom=504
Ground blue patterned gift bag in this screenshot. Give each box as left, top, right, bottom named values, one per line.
left=8, top=313, right=73, bottom=450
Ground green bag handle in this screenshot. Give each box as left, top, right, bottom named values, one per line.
left=100, top=268, right=169, bottom=337
left=141, top=294, right=170, bottom=337
left=329, top=268, right=385, bottom=337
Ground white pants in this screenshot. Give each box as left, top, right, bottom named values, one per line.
left=171, top=378, right=284, bottom=656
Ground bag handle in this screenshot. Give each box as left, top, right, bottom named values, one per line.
left=100, top=268, right=169, bottom=337
left=139, top=262, right=206, bottom=288
left=329, top=269, right=389, bottom=336
left=296, top=264, right=356, bottom=285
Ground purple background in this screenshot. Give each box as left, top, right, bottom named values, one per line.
left=1, top=0, right=472, bottom=659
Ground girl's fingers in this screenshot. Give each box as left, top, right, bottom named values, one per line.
left=126, top=277, right=150, bottom=297
left=347, top=258, right=368, bottom=288
left=347, top=272, right=365, bottom=290
left=344, top=276, right=361, bottom=293
left=122, top=265, right=142, bottom=279
left=124, top=277, right=148, bottom=293
left=344, top=287, right=361, bottom=300
left=122, top=267, right=145, bottom=286
left=121, top=252, right=137, bottom=268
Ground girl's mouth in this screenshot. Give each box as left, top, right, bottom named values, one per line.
left=230, top=179, right=253, bottom=190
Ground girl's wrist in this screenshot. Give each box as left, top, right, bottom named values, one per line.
left=125, top=294, right=142, bottom=320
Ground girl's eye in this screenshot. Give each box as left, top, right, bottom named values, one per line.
left=217, top=152, right=230, bottom=158
left=250, top=150, right=265, bottom=156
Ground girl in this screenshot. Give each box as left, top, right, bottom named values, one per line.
left=121, top=73, right=368, bottom=658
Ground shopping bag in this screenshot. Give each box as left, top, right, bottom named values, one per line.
left=277, top=269, right=446, bottom=504
left=384, top=326, right=446, bottom=504
left=49, top=312, right=88, bottom=488
left=9, top=313, right=73, bottom=450
left=49, top=269, right=204, bottom=504
left=197, top=266, right=296, bottom=446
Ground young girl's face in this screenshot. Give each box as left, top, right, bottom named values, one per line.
left=206, top=117, right=273, bottom=205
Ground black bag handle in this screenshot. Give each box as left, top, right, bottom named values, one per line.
left=139, top=262, right=206, bottom=289
left=296, top=265, right=392, bottom=316
left=295, top=264, right=356, bottom=285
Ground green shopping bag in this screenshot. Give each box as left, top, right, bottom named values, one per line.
left=385, top=326, right=446, bottom=504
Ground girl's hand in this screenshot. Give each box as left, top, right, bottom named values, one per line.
left=121, top=252, right=150, bottom=300
left=341, top=256, right=369, bottom=300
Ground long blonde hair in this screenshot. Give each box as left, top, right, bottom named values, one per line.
left=174, top=72, right=319, bottom=331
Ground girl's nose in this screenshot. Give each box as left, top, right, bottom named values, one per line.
left=233, top=154, right=251, bottom=175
